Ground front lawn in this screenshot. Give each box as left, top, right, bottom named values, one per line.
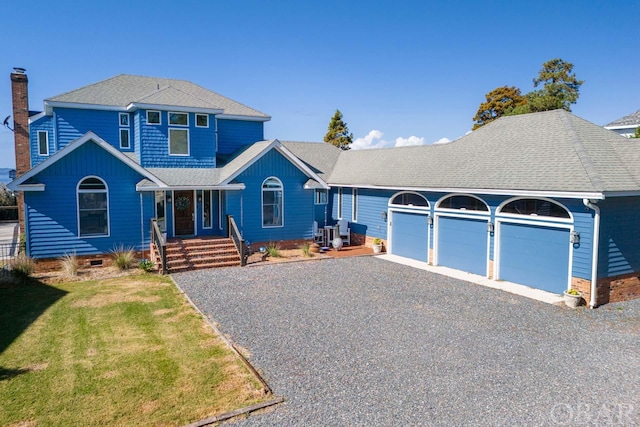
left=0, top=275, right=266, bottom=426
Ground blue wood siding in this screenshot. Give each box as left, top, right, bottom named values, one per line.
left=349, top=188, right=393, bottom=239
left=55, top=108, right=122, bottom=149
left=499, top=223, right=570, bottom=293
left=437, top=216, right=488, bottom=275
left=391, top=211, right=428, bottom=262
left=228, top=149, right=313, bottom=242
left=598, top=197, right=640, bottom=278
left=29, top=114, right=54, bottom=166
left=217, top=119, right=264, bottom=155
left=24, top=140, right=151, bottom=258
left=138, top=110, right=216, bottom=168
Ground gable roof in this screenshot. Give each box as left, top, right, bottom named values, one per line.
left=280, top=141, right=342, bottom=181
left=8, top=132, right=165, bottom=191
left=45, top=74, right=270, bottom=120
left=328, top=110, right=640, bottom=198
left=605, top=110, right=640, bottom=129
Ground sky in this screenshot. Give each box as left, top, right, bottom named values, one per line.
left=1, top=0, right=639, bottom=168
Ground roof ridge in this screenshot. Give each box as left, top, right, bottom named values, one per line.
left=135, top=85, right=217, bottom=108
left=560, top=112, right=605, bottom=191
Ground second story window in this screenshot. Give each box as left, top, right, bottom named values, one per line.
left=169, top=112, right=188, bottom=126
left=196, top=114, right=209, bottom=127
left=119, top=113, right=130, bottom=149
left=37, top=130, right=49, bottom=156
left=169, top=129, right=189, bottom=155
left=119, top=113, right=129, bottom=127
left=147, top=110, right=161, bottom=125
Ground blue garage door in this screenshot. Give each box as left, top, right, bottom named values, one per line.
left=499, top=223, right=569, bottom=293
left=391, top=211, right=428, bottom=262
left=437, top=216, right=488, bottom=276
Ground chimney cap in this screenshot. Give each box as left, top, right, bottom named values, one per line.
left=12, top=67, right=26, bottom=74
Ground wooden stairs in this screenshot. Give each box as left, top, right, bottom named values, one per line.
left=154, top=236, right=242, bottom=273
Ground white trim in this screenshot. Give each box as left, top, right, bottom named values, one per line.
left=388, top=191, right=430, bottom=210
left=37, top=130, right=49, bottom=156
left=493, top=217, right=574, bottom=293
left=146, top=110, right=161, bottom=125
left=218, top=190, right=223, bottom=231
left=496, top=196, right=573, bottom=223
left=168, top=128, right=190, bottom=156
left=44, top=100, right=126, bottom=114
left=136, top=183, right=245, bottom=191
left=261, top=177, right=284, bottom=228
left=28, top=111, right=46, bottom=124
left=128, top=103, right=223, bottom=115
left=435, top=193, right=490, bottom=214
left=352, top=188, right=358, bottom=222
left=195, top=113, right=209, bottom=128
left=119, top=128, right=130, bottom=149
left=583, top=199, right=600, bottom=308
left=202, top=190, right=213, bottom=229
left=15, top=183, right=45, bottom=191
left=8, top=131, right=166, bottom=192
left=77, top=175, right=110, bottom=238
left=604, top=124, right=640, bottom=130
left=216, top=114, right=271, bottom=122
left=43, top=100, right=225, bottom=116
left=337, top=187, right=343, bottom=220
left=432, top=211, right=491, bottom=276
left=119, top=112, right=129, bottom=127
left=168, top=111, right=189, bottom=127
left=330, top=184, right=604, bottom=200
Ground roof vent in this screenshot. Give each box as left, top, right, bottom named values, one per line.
left=12, top=67, right=26, bottom=74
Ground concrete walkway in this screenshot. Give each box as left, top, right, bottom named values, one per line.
left=0, top=222, right=18, bottom=245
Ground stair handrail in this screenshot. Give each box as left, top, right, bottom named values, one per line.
left=151, top=219, right=167, bottom=274
left=227, top=215, right=247, bottom=266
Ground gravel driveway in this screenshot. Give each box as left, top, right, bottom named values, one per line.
left=174, top=257, right=640, bottom=426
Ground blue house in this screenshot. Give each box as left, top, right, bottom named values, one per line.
left=8, top=69, right=640, bottom=307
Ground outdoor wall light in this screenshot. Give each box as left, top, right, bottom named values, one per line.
left=427, top=216, right=433, bottom=227
left=570, top=230, right=580, bottom=244
left=381, top=211, right=387, bottom=221
left=166, top=194, right=172, bottom=203
left=487, top=221, right=494, bottom=233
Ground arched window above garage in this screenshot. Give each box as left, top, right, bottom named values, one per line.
left=437, top=194, right=489, bottom=212
left=498, top=197, right=571, bottom=220
left=389, top=192, right=429, bottom=209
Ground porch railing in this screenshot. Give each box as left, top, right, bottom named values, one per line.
left=150, top=219, right=167, bottom=274
left=227, top=215, right=247, bottom=266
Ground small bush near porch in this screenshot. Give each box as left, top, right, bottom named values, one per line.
left=0, top=275, right=266, bottom=426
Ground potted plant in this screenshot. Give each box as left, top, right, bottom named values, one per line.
left=372, top=238, right=383, bottom=254
left=563, top=288, right=582, bottom=308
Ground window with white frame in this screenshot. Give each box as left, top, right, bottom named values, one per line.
left=262, top=177, right=283, bottom=227
left=155, top=191, right=166, bottom=231
left=337, top=187, right=343, bottom=219
left=37, top=130, right=48, bottom=156
left=202, top=190, right=212, bottom=228
left=169, top=112, right=188, bottom=126
left=196, top=114, right=209, bottom=128
left=352, top=188, right=358, bottom=222
left=119, top=113, right=129, bottom=127
left=169, top=129, right=189, bottom=155
left=78, top=177, right=109, bottom=237
left=315, top=189, right=327, bottom=204
left=147, top=110, right=161, bottom=125
left=120, top=129, right=130, bottom=149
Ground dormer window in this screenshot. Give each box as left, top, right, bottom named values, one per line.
left=147, top=110, right=161, bottom=125
left=119, top=113, right=129, bottom=127
left=169, top=112, right=188, bottom=126
left=196, top=114, right=209, bottom=128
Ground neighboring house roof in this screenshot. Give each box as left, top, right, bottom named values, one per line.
left=8, top=132, right=165, bottom=191
left=605, top=110, right=640, bottom=128
left=45, top=74, right=270, bottom=120
left=327, top=109, right=640, bottom=198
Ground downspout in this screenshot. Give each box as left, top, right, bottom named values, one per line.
left=140, top=193, right=144, bottom=254
left=583, top=199, right=600, bottom=309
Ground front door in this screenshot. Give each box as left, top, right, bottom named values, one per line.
left=174, top=190, right=195, bottom=236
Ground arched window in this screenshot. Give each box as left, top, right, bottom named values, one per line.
left=78, top=177, right=109, bottom=237
left=389, top=192, right=429, bottom=208
left=437, top=194, right=489, bottom=212
left=262, top=177, right=283, bottom=227
left=498, top=198, right=571, bottom=219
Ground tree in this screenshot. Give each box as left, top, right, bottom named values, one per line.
left=472, top=86, right=526, bottom=130
left=472, top=58, right=584, bottom=129
left=324, top=110, right=353, bottom=150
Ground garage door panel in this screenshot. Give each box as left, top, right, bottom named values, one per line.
left=391, top=211, right=428, bottom=262
left=500, top=223, right=569, bottom=293
left=438, top=216, right=487, bottom=275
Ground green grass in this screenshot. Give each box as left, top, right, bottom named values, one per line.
left=0, top=275, right=266, bottom=426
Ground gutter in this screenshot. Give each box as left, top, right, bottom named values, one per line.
left=582, top=199, right=600, bottom=309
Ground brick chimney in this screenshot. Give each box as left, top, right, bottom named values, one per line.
left=10, top=67, right=30, bottom=234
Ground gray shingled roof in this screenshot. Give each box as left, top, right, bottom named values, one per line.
left=328, top=110, right=640, bottom=194
left=605, top=110, right=640, bottom=128
left=46, top=74, right=270, bottom=119
left=281, top=141, right=342, bottom=180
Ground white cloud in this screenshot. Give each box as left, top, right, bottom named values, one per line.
left=351, top=130, right=454, bottom=150
left=432, top=137, right=451, bottom=144
left=395, top=136, right=425, bottom=147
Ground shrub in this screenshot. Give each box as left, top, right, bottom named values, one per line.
left=10, top=254, right=35, bottom=282
left=373, top=238, right=382, bottom=245
left=60, top=252, right=79, bottom=277
left=139, top=258, right=156, bottom=273
left=300, top=241, right=313, bottom=258
left=111, top=244, right=136, bottom=271
left=266, top=242, right=282, bottom=258
left=566, top=288, right=580, bottom=295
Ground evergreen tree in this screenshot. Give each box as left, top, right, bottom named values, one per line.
left=324, top=110, right=353, bottom=150
left=472, top=86, right=526, bottom=130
